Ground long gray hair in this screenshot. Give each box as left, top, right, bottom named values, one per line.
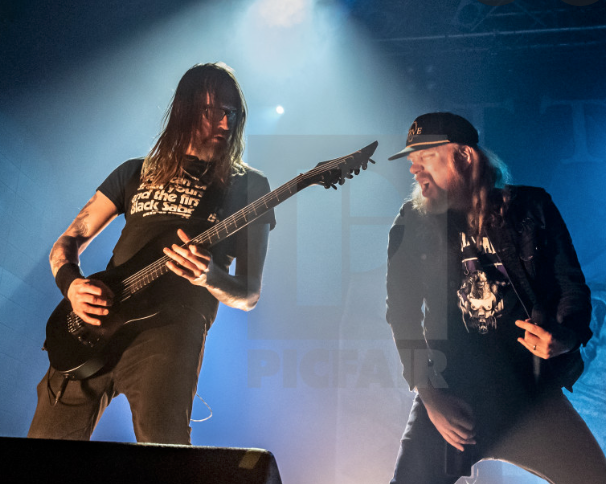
left=412, top=144, right=511, bottom=242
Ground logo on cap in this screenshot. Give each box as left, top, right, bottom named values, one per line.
left=408, top=121, right=422, bottom=143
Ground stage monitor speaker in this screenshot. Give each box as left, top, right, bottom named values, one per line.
left=0, top=437, right=282, bottom=484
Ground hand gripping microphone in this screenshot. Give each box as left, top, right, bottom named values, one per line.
left=531, top=304, right=547, bottom=382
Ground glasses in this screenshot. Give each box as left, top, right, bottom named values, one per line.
left=202, top=106, right=238, bottom=125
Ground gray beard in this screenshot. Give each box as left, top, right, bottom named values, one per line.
left=411, top=183, right=449, bottom=214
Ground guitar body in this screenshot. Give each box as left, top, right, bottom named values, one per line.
left=45, top=235, right=199, bottom=380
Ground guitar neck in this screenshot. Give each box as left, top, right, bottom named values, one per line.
left=191, top=173, right=304, bottom=248
left=119, top=173, right=307, bottom=301
left=115, top=141, right=376, bottom=302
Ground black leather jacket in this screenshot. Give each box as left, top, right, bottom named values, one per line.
left=386, top=185, right=591, bottom=392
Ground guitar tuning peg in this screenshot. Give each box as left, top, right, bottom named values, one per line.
left=369, top=158, right=376, bottom=164
left=354, top=168, right=360, bottom=175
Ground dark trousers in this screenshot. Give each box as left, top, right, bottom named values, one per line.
left=28, top=310, right=207, bottom=444
left=391, top=390, right=606, bottom=484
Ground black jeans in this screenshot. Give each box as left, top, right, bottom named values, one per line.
left=391, top=390, right=606, bottom=484
left=28, top=309, right=207, bottom=444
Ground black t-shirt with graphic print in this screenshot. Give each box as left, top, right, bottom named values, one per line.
left=98, top=157, right=275, bottom=269
left=96, top=157, right=275, bottom=324
left=440, top=210, right=535, bottom=399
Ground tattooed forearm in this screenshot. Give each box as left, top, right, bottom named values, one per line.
left=49, top=194, right=99, bottom=276
left=50, top=236, right=81, bottom=276
left=71, top=193, right=98, bottom=238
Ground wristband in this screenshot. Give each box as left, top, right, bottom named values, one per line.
left=55, top=263, right=83, bottom=299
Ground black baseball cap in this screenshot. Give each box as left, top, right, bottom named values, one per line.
left=388, top=112, right=479, bottom=160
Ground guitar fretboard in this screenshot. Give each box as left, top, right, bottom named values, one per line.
left=118, top=153, right=357, bottom=301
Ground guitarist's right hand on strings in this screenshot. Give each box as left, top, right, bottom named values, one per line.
left=67, top=278, right=114, bottom=326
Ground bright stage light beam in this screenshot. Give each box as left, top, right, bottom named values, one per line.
left=276, top=105, right=285, bottom=115
left=257, top=0, right=310, bottom=28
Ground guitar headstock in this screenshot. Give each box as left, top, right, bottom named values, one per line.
left=300, top=141, right=378, bottom=190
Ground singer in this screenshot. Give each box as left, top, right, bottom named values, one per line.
left=385, top=112, right=606, bottom=483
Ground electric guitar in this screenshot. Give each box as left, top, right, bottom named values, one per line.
left=44, top=141, right=378, bottom=379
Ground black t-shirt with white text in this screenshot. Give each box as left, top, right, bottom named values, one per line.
left=96, top=157, right=275, bottom=323
left=98, top=158, right=275, bottom=269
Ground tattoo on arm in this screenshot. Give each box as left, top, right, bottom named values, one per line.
left=50, top=236, right=79, bottom=276
left=49, top=193, right=99, bottom=276
left=71, top=194, right=97, bottom=238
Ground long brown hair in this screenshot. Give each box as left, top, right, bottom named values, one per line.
left=142, top=62, right=248, bottom=187
left=459, top=145, right=511, bottom=241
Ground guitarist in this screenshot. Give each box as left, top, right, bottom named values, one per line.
left=385, top=112, right=606, bottom=483
left=28, top=63, right=275, bottom=444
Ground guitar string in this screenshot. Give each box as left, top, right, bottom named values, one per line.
left=119, top=153, right=361, bottom=297
left=119, top=179, right=298, bottom=298
left=71, top=153, right=363, bottom=324
left=119, top=176, right=300, bottom=294
left=118, top=153, right=362, bottom=299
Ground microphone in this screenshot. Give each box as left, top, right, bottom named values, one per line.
left=530, top=304, right=547, bottom=382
